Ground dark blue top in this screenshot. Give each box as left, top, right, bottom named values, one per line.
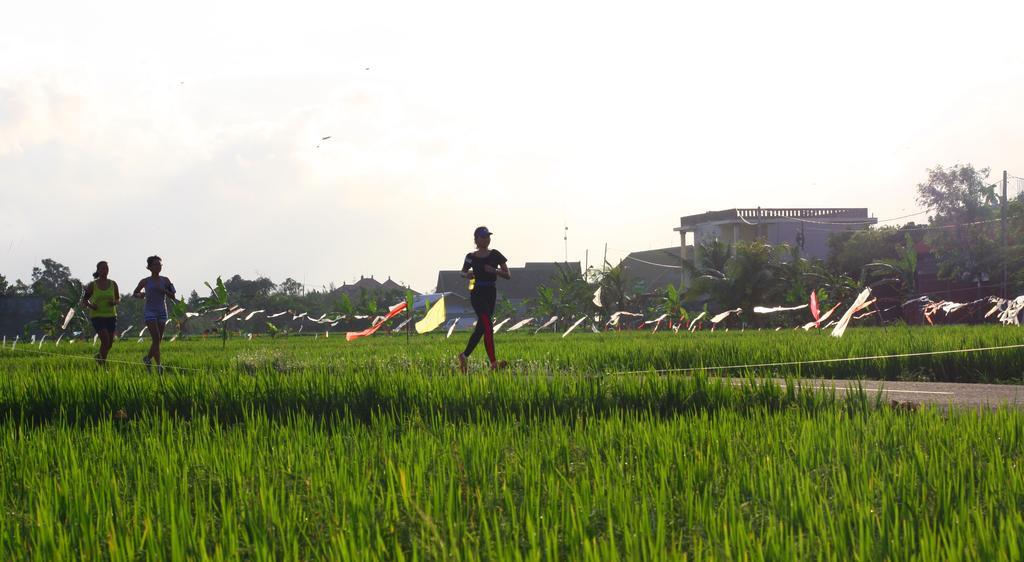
left=462, top=250, right=507, bottom=287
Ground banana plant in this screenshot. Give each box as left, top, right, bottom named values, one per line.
left=202, top=277, right=229, bottom=310
left=199, top=277, right=231, bottom=347
left=858, top=234, right=918, bottom=303
left=25, top=278, right=89, bottom=337
left=659, top=284, right=687, bottom=327
left=168, top=298, right=190, bottom=336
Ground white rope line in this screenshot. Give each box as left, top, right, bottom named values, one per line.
left=608, top=343, right=1024, bottom=376
left=0, top=345, right=206, bottom=373
left=5, top=339, right=1023, bottom=378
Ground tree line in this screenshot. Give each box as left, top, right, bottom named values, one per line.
left=3, top=164, right=1022, bottom=335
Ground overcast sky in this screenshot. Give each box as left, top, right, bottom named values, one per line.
left=2, top=0, right=1023, bottom=295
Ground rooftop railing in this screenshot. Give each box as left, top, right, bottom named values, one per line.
left=678, top=208, right=874, bottom=227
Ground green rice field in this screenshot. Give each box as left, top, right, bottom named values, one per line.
left=1, top=326, right=1022, bottom=560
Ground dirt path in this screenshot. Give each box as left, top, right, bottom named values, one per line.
left=752, top=378, right=1024, bottom=408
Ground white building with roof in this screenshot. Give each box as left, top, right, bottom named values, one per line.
left=673, top=207, right=878, bottom=285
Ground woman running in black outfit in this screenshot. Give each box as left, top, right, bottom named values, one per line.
left=458, top=226, right=511, bottom=373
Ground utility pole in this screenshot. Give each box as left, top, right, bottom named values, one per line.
left=563, top=226, right=568, bottom=262
left=1002, top=170, right=1008, bottom=298
left=603, top=243, right=608, bottom=268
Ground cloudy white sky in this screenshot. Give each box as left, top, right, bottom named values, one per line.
left=2, top=0, right=1023, bottom=294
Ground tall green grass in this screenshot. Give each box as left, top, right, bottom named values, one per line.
left=0, top=367, right=860, bottom=425
left=4, top=326, right=1024, bottom=382
left=0, top=326, right=1021, bottom=560
left=1, top=408, right=1021, bottom=561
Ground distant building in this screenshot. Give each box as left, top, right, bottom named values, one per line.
left=0, top=297, right=44, bottom=337
left=435, top=262, right=582, bottom=319
left=337, top=275, right=418, bottom=300
left=674, top=207, right=877, bottom=285
left=618, top=247, right=684, bottom=294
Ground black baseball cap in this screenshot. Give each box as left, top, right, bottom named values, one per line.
left=474, top=226, right=493, bottom=238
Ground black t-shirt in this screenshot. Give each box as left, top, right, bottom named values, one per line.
left=462, top=250, right=507, bottom=285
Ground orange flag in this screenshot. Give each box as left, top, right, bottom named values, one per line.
left=346, top=302, right=407, bottom=341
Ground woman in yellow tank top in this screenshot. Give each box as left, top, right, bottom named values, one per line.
left=81, top=261, right=120, bottom=365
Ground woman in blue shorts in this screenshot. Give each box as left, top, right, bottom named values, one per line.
left=81, top=260, right=120, bottom=365
left=132, top=255, right=176, bottom=373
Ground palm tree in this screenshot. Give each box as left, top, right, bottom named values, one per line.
left=691, top=241, right=786, bottom=326
left=595, top=262, right=629, bottom=314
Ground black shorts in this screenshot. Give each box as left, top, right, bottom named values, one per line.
left=91, top=317, right=117, bottom=333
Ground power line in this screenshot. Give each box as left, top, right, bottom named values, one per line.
left=622, top=255, right=684, bottom=269
left=772, top=210, right=930, bottom=226
left=803, top=215, right=1015, bottom=234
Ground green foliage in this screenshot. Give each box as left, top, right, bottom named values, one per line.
left=7, top=279, right=31, bottom=296
left=168, top=299, right=189, bottom=334
left=527, top=265, right=596, bottom=324
left=863, top=233, right=919, bottom=298
left=336, top=294, right=354, bottom=316
left=26, top=295, right=89, bottom=337
left=277, top=277, right=304, bottom=297
left=223, top=275, right=276, bottom=300
left=1005, top=197, right=1024, bottom=294
left=659, top=283, right=684, bottom=319
left=697, top=238, right=732, bottom=274
left=198, top=277, right=231, bottom=346
left=552, top=263, right=595, bottom=319
left=693, top=241, right=787, bottom=321
left=917, top=164, right=999, bottom=220
left=594, top=263, right=629, bottom=313
left=531, top=286, right=557, bottom=319
left=22, top=272, right=87, bottom=336
left=30, top=258, right=74, bottom=301
left=494, top=297, right=517, bottom=320
left=201, top=277, right=230, bottom=310
left=916, top=164, right=1002, bottom=283
left=827, top=227, right=904, bottom=277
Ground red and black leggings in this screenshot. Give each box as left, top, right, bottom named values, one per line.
left=464, top=285, right=497, bottom=363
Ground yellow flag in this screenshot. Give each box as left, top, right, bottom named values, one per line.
left=415, top=296, right=446, bottom=334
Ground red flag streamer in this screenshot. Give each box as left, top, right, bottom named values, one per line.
left=810, top=291, right=821, bottom=327
left=346, top=302, right=407, bottom=341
